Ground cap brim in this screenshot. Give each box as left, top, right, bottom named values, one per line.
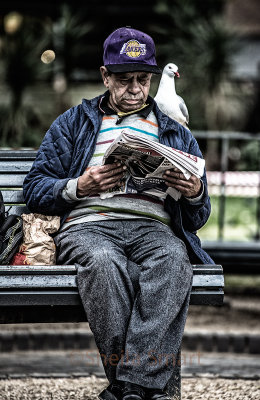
left=106, top=63, right=162, bottom=74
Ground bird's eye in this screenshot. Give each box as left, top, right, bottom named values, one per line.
left=169, top=66, right=172, bottom=69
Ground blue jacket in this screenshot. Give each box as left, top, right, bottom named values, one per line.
left=23, top=93, right=214, bottom=264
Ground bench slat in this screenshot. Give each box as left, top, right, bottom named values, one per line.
left=0, top=291, right=80, bottom=306
left=0, top=273, right=224, bottom=289
left=193, top=274, right=224, bottom=288
left=0, top=174, right=26, bottom=187
left=0, top=150, right=37, bottom=161
left=190, top=290, right=224, bottom=305
left=0, top=266, right=77, bottom=275
left=191, top=264, right=224, bottom=275
left=0, top=275, right=77, bottom=289
left=0, top=289, right=224, bottom=307
left=1, top=190, right=24, bottom=204
left=0, top=264, right=223, bottom=275
left=0, top=161, right=33, bottom=173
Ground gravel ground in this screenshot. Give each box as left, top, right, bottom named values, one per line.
left=0, top=376, right=259, bottom=400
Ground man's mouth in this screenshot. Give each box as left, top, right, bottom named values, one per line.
left=124, top=99, right=141, bottom=104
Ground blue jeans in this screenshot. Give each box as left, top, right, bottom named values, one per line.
left=55, top=219, right=193, bottom=390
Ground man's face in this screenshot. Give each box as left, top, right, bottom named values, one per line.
left=100, top=67, right=152, bottom=113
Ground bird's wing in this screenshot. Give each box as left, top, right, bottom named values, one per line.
left=177, top=95, right=189, bottom=125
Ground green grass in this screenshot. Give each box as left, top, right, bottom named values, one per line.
left=198, top=196, right=259, bottom=241
left=224, top=274, right=260, bottom=288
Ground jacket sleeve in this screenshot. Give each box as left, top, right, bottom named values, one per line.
left=165, top=136, right=211, bottom=233
left=23, top=112, right=76, bottom=216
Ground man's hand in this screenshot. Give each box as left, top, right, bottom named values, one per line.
left=77, top=162, right=126, bottom=197
left=163, top=167, right=202, bottom=198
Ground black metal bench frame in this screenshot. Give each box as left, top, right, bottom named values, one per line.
left=0, top=150, right=224, bottom=398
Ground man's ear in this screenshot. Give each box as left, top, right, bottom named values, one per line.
left=100, top=66, right=110, bottom=88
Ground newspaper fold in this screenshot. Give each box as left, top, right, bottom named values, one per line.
left=101, top=131, right=205, bottom=200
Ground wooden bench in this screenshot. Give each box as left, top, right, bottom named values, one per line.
left=0, top=150, right=224, bottom=324
left=0, top=150, right=224, bottom=398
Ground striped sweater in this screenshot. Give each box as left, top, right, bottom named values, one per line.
left=61, top=108, right=171, bottom=231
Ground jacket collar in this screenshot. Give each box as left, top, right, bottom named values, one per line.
left=81, top=94, right=104, bottom=132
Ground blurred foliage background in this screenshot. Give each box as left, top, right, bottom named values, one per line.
left=0, top=0, right=259, bottom=148
left=0, top=0, right=260, bottom=241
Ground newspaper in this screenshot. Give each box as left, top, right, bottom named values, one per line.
left=101, top=131, right=205, bottom=200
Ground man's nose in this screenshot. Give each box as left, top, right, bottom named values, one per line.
left=128, top=79, right=141, bottom=94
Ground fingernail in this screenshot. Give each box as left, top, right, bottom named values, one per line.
left=123, top=165, right=127, bottom=170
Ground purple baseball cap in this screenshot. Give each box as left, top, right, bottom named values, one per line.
left=103, top=27, right=161, bottom=74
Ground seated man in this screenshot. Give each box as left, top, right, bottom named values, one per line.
left=23, top=27, right=213, bottom=400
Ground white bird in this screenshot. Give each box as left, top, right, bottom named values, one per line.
left=154, top=63, right=189, bottom=128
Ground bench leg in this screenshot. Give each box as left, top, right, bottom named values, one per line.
left=165, top=348, right=181, bottom=400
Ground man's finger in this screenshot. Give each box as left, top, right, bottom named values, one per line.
left=100, top=164, right=126, bottom=176
left=99, top=162, right=123, bottom=173
left=165, top=170, right=186, bottom=180
left=102, top=174, right=125, bottom=186
left=164, top=174, right=186, bottom=183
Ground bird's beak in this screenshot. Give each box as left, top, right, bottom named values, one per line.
left=175, top=72, right=180, bottom=78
